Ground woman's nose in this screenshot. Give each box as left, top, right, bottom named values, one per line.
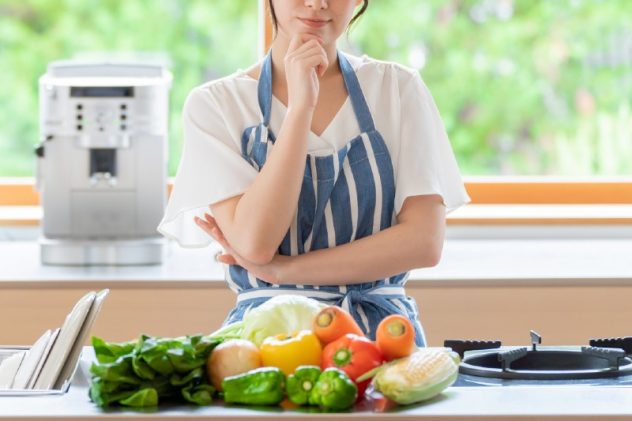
left=305, top=0, right=328, bottom=9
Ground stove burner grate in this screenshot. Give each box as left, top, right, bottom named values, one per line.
left=445, top=331, right=632, bottom=380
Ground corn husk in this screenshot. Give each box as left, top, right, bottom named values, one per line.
left=372, top=348, right=460, bottom=405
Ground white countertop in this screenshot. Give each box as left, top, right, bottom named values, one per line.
left=1, top=348, right=632, bottom=420
left=1, top=238, right=631, bottom=288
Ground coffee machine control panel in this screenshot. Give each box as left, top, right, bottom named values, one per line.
left=71, top=87, right=132, bottom=134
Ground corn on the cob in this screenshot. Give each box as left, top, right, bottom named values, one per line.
left=373, top=349, right=460, bottom=405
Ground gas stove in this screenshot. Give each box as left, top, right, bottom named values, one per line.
left=444, top=331, right=632, bottom=387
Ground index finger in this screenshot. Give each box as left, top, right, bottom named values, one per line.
left=288, top=32, right=323, bottom=53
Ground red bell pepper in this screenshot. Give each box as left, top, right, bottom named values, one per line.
left=321, top=333, right=384, bottom=399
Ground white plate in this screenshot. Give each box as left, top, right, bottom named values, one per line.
left=33, top=291, right=96, bottom=390
left=27, top=328, right=59, bottom=390
left=0, top=351, right=25, bottom=389
left=54, top=289, right=109, bottom=389
left=11, top=329, right=52, bottom=390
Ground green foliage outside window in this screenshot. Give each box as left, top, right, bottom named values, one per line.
left=0, top=0, right=630, bottom=177
left=347, top=0, right=632, bottom=175
left=0, top=0, right=258, bottom=177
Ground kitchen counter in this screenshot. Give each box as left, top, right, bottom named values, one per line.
left=1, top=238, right=631, bottom=288
left=2, top=348, right=632, bottom=420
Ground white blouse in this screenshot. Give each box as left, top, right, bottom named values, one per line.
left=157, top=52, right=471, bottom=248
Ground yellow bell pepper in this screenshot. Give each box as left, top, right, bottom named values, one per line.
left=260, top=330, right=322, bottom=375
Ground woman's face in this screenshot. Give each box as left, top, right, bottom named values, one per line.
left=272, top=0, right=362, bottom=45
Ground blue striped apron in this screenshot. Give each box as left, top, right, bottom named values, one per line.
left=221, top=49, right=426, bottom=347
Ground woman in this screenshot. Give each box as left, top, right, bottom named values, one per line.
left=157, top=0, right=470, bottom=346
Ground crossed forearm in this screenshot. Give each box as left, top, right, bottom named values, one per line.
left=280, top=221, right=437, bottom=286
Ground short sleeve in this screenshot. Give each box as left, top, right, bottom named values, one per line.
left=157, top=86, right=258, bottom=248
left=394, top=72, right=471, bottom=215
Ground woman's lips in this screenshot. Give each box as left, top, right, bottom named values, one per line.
left=299, top=18, right=330, bottom=28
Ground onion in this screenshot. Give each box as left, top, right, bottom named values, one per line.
left=207, top=339, right=261, bottom=391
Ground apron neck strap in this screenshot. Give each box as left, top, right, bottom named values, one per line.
left=337, top=51, right=375, bottom=132
left=258, top=50, right=274, bottom=126
left=257, top=49, right=376, bottom=132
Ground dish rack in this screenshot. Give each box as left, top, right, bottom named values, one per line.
left=0, top=346, right=72, bottom=396
left=0, top=289, right=108, bottom=396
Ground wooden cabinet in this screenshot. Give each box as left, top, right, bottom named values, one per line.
left=2, top=283, right=631, bottom=346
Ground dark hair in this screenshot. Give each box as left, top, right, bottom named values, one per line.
left=267, top=0, right=369, bottom=37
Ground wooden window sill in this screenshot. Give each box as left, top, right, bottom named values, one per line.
left=1, top=204, right=632, bottom=227
left=448, top=204, right=632, bottom=225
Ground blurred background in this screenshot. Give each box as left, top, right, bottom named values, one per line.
left=1, top=0, right=630, bottom=178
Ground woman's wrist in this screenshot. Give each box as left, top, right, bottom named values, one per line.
left=274, top=254, right=296, bottom=285
left=286, top=104, right=315, bottom=118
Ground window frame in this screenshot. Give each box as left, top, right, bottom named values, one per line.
left=2, top=176, right=631, bottom=206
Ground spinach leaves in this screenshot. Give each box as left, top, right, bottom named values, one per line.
left=89, top=334, right=220, bottom=407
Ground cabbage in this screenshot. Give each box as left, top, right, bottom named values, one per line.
left=241, top=295, right=327, bottom=346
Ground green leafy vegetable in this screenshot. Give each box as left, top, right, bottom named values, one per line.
left=92, top=336, right=136, bottom=364
left=89, top=333, right=222, bottom=408
left=181, top=383, right=216, bottom=405
left=119, top=388, right=159, bottom=407
left=208, top=322, right=244, bottom=340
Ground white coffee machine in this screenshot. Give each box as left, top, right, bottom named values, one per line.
left=35, top=60, right=172, bottom=265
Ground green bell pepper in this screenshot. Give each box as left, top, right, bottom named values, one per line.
left=221, top=367, right=285, bottom=406
left=286, top=365, right=322, bottom=405
left=309, top=367, right=357, bottom=410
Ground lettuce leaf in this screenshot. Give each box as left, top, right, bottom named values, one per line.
left=241, top=294, right=327, bottom=346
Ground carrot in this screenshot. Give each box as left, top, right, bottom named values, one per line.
left=375, top=315, right=415, bottom=361
left=313, top=306, right=364, bottom=344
